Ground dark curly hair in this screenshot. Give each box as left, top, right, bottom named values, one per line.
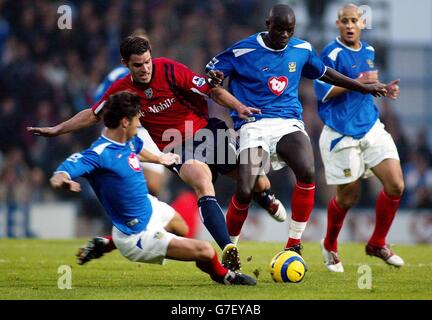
left=103, top=91, right=141, bottom=128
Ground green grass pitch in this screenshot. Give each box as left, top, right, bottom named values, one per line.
left=0, top=239, right=431, bottom=300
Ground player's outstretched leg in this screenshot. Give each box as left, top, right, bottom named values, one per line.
left=77, top=211, right=189, bottom=265
left=166, top=237, right=255, bottom=285
left=194, top=244, right=255, bottom=285
left=179, top=160, right=234, bottom=250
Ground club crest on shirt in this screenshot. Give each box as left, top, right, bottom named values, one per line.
left=144, top=88, right=153, bottom=99
left=129, top=142, right=135, bottom=152
left=268, top=76, right=288, bottom=96
left=153, top=231, right=164, bottom=240
left=343, top=169, right=352, bottom=177
left=366, top=59, right=374, bottom=68
left=288, top=62, right=297, bottom=72
left=128, top=153, right=141, bottom=171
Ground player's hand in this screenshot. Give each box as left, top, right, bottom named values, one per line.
left=362, top=82, right=388, bottom=98
left=27, top=126, right=59, bottom=137
left=50, top=174, right=81, bottom=192
left=236, top=104, right=262, bottom=120
left=207, top=70, right=225, bottom=87
left=158, top=153, right=180, bottom=166
left=386, top=79, right=401, bottom=100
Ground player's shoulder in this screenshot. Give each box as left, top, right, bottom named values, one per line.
left=361, top=41, right=375, bottom=53
left=107, top=66, right=129, bottom=82
left=154, top=57, right=186, bottom=68
left=223, top=33, right=261, bottom=58
left=320, top=39, right=345, bottom=62
left=107, top=72, right=132, bottom=90
left=154, top=57, right=193, bottom=74
left=321, top=39, right=340, bottom=54
left=288, top=37, right=314, bottom=52
left=88, top=136, right=121, bottom=157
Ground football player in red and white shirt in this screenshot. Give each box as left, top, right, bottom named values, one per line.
left=27, top=36, right=286, bottom=270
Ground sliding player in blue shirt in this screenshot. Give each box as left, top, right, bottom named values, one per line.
left=50, top=91, right=256, bottom=286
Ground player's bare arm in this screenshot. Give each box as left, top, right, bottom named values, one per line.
left=138, top=149, right=180, bottom=166
left=324, top=71, right=379, bottom=100
left=50, top=172, right=81, bottom=192
left=27, top=108, right=100, bottom=137
left=320, top=67, right=387, bottom=98
left=210, top=86, right=261, bottom=119
left=324, top=71, right=400, bottom=101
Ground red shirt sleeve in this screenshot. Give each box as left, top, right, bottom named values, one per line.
left=171, top=60, right=212, bottom=97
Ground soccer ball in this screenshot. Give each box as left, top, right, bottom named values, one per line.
left=269, top=250, right=306, bottom=283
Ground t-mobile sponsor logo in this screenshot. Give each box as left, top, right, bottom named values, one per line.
left=146, top=98, right=176, bottom=113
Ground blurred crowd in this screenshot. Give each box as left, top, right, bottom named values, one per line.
left=0, top=0, right=431, bottom=236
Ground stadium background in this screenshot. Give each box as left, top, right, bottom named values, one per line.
left=0, top=0, right=431, bottom=242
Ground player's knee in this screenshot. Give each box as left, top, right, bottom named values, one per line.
left=196, top=241, right=214, bottom=261
left=386, top=180, right=405, bottom=197
left=296, top=165, right=315, bottom=184
left=192, top=177, right=214, bottom=197
left=253, top=175, right=271, bottom=192
left=236, top=185, right=254, bottom=204
left=146, top=180, right=161, bottom=196
left=337, top=192, right=359, bottom=209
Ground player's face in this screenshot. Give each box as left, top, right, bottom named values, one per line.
left=337, top=8, right=364, bottom=47
left=126, top=114, right=141, bottom=139
left=126, top=51, right=153, bottom=84
left=266, top=16, right=295, bottom=49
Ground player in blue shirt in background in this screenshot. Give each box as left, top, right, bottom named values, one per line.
left=206, top=4, right=388, bottom=257
left=50, top=91, right=256, bottom=286
left=314, top=4, right=404, bottom=272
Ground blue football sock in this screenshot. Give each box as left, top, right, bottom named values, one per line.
left=198, top=196, right=232, bottom=250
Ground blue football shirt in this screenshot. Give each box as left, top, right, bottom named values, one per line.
left=93, top=66, right=129, bottom=102
left=206, top=32, right=327, bottom=129
left=313, top=38, right=379, bottom=139
left=55, top=135, right=153, bottom=235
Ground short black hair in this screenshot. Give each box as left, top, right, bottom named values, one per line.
left=120, top=36, right=151, bottom=61
left=103, top=91, right=141, bottom=128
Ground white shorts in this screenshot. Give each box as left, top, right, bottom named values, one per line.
left=319, top=119, right=400, bottom=185
left=112, top=195, right=176, bottom=264
left=137, top=127, right=165, bottom=175
left=238, top=118, right=309, bottom=171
